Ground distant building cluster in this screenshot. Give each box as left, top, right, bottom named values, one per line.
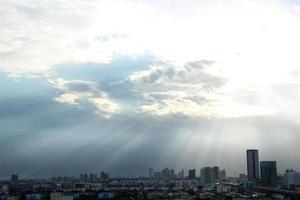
left=77, top=171, right=109, bottom=184
left=149, top=168, right=185, bottom=180
left=148, top=167, right=226, bottom=184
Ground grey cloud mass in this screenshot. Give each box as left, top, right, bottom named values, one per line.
left=130, top=60, right=226, bottom=89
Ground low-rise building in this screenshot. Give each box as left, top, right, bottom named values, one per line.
left=284, top=169, right=300, bottom=189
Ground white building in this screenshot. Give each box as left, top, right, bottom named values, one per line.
left=283, top=169, right=300, bottom=188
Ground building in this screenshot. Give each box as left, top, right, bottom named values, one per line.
left=247, top=149, right=259, bottom=181
left=260, top=161, right=277, bottom=186
left=239, top=174, right=248, bottom=181
left=170, top=169, right=176, bottom=179
left=283, top=169, right=300, bottom=189
left=162, top=168, right=170, bottom=179
left=98, top=192, right=114, bottom=199
left=188, top=169, right=196, bottom=179
left=11, top=174, right=18, bottom=183
left=219, top=169, right=226, bottom=180
left=148, top=168, right=154, bottom=178
left=154, top=171, right=161, bottom=179
left=50, top=192, right=73, bottom=200
left=211, top=166, right=219, bottom=182
left=0, top=194, right=6, bottom=200
left=26, top=193, right=42, bottom=200
left=178, top=169, right=184, bottom=179
left=90, top=173, right=98, bottom=183
left=100, top=171, right=109, bottom=180
left=52, top=176, right=74, bottom=183
left=80, top=173, right=88, bottom=183
left=73, top=193, right=90, bottom=200
left=201, top=167, right=212, bottom=184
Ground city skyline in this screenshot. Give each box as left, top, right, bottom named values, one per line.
left=0, top=149, right=288, bottom=181
left=2, top=149, right=300, bottom=199
left=1, top=0, right=300, bottom=179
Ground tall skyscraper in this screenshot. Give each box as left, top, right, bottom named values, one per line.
left=260, top=161, right=277, bottom=186
left=247, top=149, right=259, bottom=181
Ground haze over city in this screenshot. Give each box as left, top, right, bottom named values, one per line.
left=1, top=0, right=300, bottom=180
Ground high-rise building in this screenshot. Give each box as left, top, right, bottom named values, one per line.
left=211, top=166, right=219, bottom=182
left=90, top=173, right=98, bottom=182
left=247, top=149, right=259, bottom=181
left=178, top=169, right=184, bottom=179
left=170, top=169, right=175, bottom=179
left=11, top=174, right=18, bottom=182
left=188, top=169, right=196, bottom=179
left=148, top=168, right=154, bottom=178
left=201, top=167, right=212, bottom=184
left=260, top=161, right=277, bottom=186
left=154, top=171, right=161, bottom=179
left=219, top=169, right=226, bottom=180
left=162, top=168, right=170, bottom=179
left=80, top=173, right=88, bottom=183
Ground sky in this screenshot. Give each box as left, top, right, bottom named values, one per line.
left=1, top=0, right=300, bottom=179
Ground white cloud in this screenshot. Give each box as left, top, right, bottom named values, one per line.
left=1, top=0, right=300, bottom=118
left=50, top=78, right=119, bottom=117
left=130, top=61, right=277, bottom=117
left=1, top=0, right=299, bottom=80
left=0, top=0, right=155, bottom=73
left=54, top=93, right=79, bottom=105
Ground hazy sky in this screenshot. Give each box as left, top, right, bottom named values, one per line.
left=1, top=0, right=300, bottom=179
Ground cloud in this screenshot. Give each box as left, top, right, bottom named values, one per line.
left=50, top=78, right=119, bottom=117
left=130, top=60, right=225, bottom=89
left=0, top=0, right=155, bottom=74
left=129, top=60, right=220, bottom=116
left=129, top=60, right=277, bottom=117
left=54, top=93, right=79, bottom=105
